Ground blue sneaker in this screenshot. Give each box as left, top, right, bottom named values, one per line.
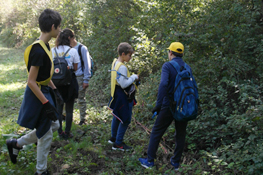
left=170, top=158, right=180, bottom=171
left=139, top=158, right=154, bottom=169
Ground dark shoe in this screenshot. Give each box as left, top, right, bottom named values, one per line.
left=59, top=131, right=65, bottom=139
left=108, top=137, right=116, bottom=144
left=6, top=139, right=22, bottom=164
left=34, top=170, right=50, bottom=175
left=64, top=132, right=73, bottom=140
left=139, top=158, right=154, bottom=169
left=170, top=158, right=180, bottom=171
left=78, top=120, right=86, bottom=125
left=112, top=142, right=132, bottom=151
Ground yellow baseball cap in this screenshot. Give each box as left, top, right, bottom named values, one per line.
left=167, top=42, right=184, bottom=54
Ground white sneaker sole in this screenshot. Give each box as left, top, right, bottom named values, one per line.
left=140, top=164, right=152, bottom=169
left=112, top=146, right=124, bottom=151
left=108, top=140, right=115, bottom=144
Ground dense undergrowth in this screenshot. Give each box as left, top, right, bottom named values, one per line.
left=1, top=0, right=263, bottom=174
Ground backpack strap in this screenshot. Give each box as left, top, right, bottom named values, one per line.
left=78, top=44, right=84, bottom=71
left=109, top=58, right=132, bottom=107
left=24, top=40, right=54, bottom=88
left=184, top=63, right=191, bottom=71
left=54, top=48, right=59, bottom=58
left=62, top=48, right=71, bottom=58
left=78, top=44, right=83, bottom=59
left=110, top=59, right=129, bottom=98
left=169, top=60, right=188, bottom=95
left=169, top=60, right=183, bottom=73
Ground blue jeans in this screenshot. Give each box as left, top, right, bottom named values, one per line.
left=111, top=102, right=133, bottom=145
left=147, top=107, right=188, bottom=163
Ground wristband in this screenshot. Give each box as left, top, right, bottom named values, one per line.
left=43, top=100, right=49, bottom=105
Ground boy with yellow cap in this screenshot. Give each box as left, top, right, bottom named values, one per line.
left=139, top=42, right=194, bottom=170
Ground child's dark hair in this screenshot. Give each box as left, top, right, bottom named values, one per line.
left=38, top=9, right=62, bottom=33
left=55, top=28, right=75, bottom=47
left=117, top=42, right=134, bottom=56
left=171, top=51, right=183, bottom=57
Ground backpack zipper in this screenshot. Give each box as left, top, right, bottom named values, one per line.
left=179, top=93, right=196, bottom=112
left=173, top=77, right=190, bottom=94
left=178, top=87, right=194, bottom=107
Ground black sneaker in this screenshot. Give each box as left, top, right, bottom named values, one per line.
left=64, top=132, right=73, bottom=140
left=108, top=137, right=116, bottom=144
left=34, top=170, right=50, bottom=175
left=78, top=120, right=86, bottom=125
left=6, top=139, right=22, bottom=164
left=112, top=142, right=132, bottom=151
left=59, top=131, right=65, bottom=139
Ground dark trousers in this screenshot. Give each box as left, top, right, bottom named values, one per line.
left=147, top=107, right=188, bottom=163
left=57, top=99, right=74, bottom=134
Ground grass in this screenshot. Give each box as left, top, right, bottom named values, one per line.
left=0, top=41, right=183, bottom=175
left=0, top=41, right=26, bottom=118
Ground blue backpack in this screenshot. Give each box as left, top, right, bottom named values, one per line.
left=169, top=60, right=199, bottom=121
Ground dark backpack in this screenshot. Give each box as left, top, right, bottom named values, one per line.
left=52, top=48, right=72, bottom=86
left=78, top=44, right=95, bottom=77
left=169, top=60, right=199, bottom=121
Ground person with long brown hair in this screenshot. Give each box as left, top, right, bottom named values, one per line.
left=51, top=28, right=80, bottom=139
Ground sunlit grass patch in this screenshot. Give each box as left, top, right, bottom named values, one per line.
left=0, top=82, right=26, bottom=93
left=0, top=64, right=27, bottom=84
left=0, top=61, right=25, bottom=70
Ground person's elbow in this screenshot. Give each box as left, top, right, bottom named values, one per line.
left=73, top=63, right=78, bottom=71
left=27, top=79, right=37, bottom=89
